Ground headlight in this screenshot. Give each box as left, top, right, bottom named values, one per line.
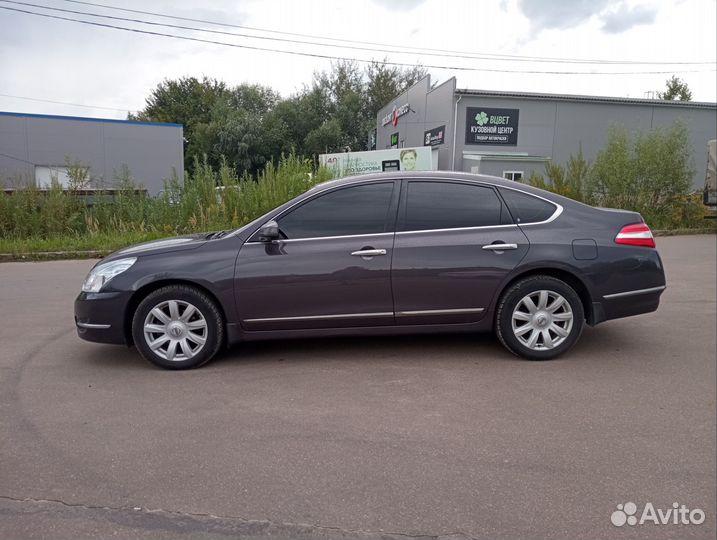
left=82, top=257, right=137, bottom=292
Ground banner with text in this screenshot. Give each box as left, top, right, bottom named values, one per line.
left=320, top=147, right=434, bottom=177
left=465, top=107, right=519, bottom=145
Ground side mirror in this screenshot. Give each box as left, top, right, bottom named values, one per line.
left=256, top=220, right=280, bottom=242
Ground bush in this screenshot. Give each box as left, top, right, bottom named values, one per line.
left=528, top=121, right=709, bottom=229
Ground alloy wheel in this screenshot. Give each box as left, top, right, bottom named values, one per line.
left=143, top=300, right=208, bottom=361
left=511, top=290, right=574, bottom=351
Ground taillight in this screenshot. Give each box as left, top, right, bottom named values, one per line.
left=615, top=223, right=656, bottom=248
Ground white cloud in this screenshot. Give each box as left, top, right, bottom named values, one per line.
left=0, top=0, right=714, bottom=122
left=601, top=4, right=658, bottom=34
left=517, top=0, right=610, bottom=31
left=370, top=0, right=428, bottom=11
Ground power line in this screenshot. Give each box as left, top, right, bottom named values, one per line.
left=9, top=0, right=509, bottom=64
left=47, top=0, right=716, bottom=66
left=2, top=5, right=714, bottom=76
left=0, top=92, right=133, bottom=112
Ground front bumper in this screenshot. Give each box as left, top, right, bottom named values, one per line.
left=74, top=290, right=132, bottom=345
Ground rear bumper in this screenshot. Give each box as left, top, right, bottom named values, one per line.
left=593, top=285, right=665, bottom=324
left=74, top=291, right=131, bottom=345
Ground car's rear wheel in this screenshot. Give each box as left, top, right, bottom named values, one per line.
left=496, top=275, right=584, bottom=360
left=132, top=285, right=224, bottom=369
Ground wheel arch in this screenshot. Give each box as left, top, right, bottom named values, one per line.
left=123, top=279, right=228, bottom=346
left=491, top=266, right=597, bottom=326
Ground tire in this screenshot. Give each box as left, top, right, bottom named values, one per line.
left=495, top=275, right=584, bottom=360
left=132, top=285, right=224, bottom=370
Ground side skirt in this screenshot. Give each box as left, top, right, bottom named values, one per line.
left=225, top=320, right=493, bottom=345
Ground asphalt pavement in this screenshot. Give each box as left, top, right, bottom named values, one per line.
left=0, top=235, right=715, bottom=539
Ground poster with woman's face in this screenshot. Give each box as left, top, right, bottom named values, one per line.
left=400, top=149, right=417, bottom=171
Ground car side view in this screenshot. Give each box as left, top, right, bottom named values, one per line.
left=75, top=172, right=667, bottom=369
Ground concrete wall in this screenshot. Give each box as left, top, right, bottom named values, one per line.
left=0, top=112, right=184, bottom=195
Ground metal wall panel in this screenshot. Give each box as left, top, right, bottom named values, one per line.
left=0, top=113, right=183, bottom=194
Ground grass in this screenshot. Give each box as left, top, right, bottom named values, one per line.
left=0, top=231, right=167, bottom=254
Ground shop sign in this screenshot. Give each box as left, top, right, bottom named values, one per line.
left=465, top=107, right=519, bottom=145
left=424, top=125, right=445, bottom=146
left=382, top=103, right=410, bottom=127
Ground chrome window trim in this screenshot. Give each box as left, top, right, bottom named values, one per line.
left=494, top=183, right=564, bottom=226
left=396, top=308, right=485, bottom=317
left=244, top=312, right=394, bottom=323
left=76, top=322, right=111, bottom=329
left=603, top=285, right=666, bottom=300
left=246, top=231, right=394, bottom=244
left=396, top=224, right=518, bottom=236
left=514, top=203, right=563, bottom=226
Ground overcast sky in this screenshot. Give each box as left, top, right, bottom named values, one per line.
left=0, top=0, right=715, bottom=120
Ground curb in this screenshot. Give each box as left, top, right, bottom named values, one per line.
left=0, top=250, right=112, bottom=262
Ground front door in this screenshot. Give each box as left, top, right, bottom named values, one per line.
left=391, top=179, right=529, bottom=325
left=236, top=181, right=399, bottom=331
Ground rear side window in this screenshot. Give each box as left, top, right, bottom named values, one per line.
left=403, top=181, right=510, bottom=231
left=278, top=182, right=394, bottom=239
left=498, top=188, right=557, bottom=224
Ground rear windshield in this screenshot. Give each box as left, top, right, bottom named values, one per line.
left=498, top=188, right=557, bottom=224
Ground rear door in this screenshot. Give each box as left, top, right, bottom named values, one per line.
left=235, top=181, right=399, bottom=331
left=391, top=179, right=529, bottom=325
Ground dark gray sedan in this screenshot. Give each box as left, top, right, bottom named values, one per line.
left=75, top=172, right=666, bottom=369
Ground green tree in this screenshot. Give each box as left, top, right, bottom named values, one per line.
left=657, top=76, right=693, bottom=101
left=267, top=87, right=331, bottom=156
left=133, top=78, right=282, bottom=175
left=189, top=84, right=284, bottom=175
left=130, top=76, right=228, bottom=129
left=306, top=60, right=427, bottom=154
left=133, top=62, right=429, bottom=169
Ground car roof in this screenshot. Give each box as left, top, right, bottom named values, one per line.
left=319, top=171, right=597, bottom=212
left=308, top=171, right=567, bottom=202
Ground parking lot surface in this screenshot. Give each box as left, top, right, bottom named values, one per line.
left=0, top=235, right=715, bottom=539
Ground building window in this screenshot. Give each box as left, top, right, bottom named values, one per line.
left=34, top=165, right=90, bottom=189
left=503, top=170, right=524, bottom=182
left=35, top=166, right=71, bottom=188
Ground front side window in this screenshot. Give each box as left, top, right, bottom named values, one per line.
left=278, top=182, right=395, bottom=239
left=402, top=181, right=510, bottom=231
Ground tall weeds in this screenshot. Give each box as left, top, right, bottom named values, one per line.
left=0, top=154, right=332, bottom=248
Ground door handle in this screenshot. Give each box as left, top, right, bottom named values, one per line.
left=351, top=249, right=387, bottom=257
left=482, top=243, right=518, bottom=251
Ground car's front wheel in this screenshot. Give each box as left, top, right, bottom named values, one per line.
left=496, top=275, right=584, bottom=360
left=132, top=285, right=224, bottom=369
